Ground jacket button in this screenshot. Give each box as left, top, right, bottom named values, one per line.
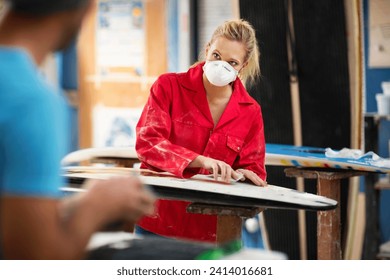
left=237, top=147, right=240, bottom=151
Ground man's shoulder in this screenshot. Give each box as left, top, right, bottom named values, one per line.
left=0, top=49, right=61, bottom=105
left=0, top=49, right=39, bottom=92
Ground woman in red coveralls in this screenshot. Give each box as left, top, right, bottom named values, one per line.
left=135, top=19, right=267, bottom=242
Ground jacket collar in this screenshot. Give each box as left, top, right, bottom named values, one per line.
left=179, top=62, right=256, bottom=128
left=180, top=62, right=255, bottom=105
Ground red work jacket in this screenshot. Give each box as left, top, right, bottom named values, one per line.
left=136, top=62, right=266, bottom=242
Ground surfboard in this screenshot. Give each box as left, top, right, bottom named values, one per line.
left=61, top=146, right=137, bottom=166
left=61, top=144, right=390, bottom=173
left=62, top=166, right=337, bottom=211
left=265, top=143, right=390, bottom=173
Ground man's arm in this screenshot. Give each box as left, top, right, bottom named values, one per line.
left=1, top=176, right=155, bottom=259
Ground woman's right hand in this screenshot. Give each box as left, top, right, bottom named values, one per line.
left=189, top=155, right=242, bottom=183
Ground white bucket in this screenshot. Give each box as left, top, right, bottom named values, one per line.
left=382, top=81, right=390, bottom=95
left=376, top=93, right=390, bottom=115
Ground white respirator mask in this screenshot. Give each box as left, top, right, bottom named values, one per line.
left=203, top=60, right=238, bottom=87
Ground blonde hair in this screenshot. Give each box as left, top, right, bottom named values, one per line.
left=200, top=19, right=261, bottom=87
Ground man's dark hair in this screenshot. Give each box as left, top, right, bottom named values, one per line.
left=7, top=0, right=90, bottom=15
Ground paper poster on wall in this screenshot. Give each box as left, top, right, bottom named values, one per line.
left=369, top=0, right=390, bottom=68
left=93, top=105, right=143, bottom=148
left=96, top=0, right=145, bottom=74
left=197, top=0, right=237, bottom=55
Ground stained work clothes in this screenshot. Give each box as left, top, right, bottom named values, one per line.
left=136, top=62, right=266, bottom=242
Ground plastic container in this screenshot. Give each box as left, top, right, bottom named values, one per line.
left=382, top=81, right=390, bottom=95
left=376, top=93, right=390, bottom=115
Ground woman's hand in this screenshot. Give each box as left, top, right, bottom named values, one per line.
left=236, top=169, right=267, bottom=186
left=189, top=155, right=242, bottom=183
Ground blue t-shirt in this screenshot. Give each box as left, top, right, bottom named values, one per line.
left=0, top=47, right=67, bottom=198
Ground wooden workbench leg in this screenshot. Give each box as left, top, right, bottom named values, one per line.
left=216, top=216, right=243, bottom=244
left=317, top=178, right=341, bottom=260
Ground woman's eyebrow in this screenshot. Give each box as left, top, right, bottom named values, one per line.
left=226, top=57, right=242, bottom=64
left=214, top=49, right=242, bottom=63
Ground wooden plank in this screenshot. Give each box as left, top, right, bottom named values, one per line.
left=284, top=167, right=367, bottom=259
left=187, top=203, right=263, bottom=244
left=286, top=0, right=307, bottom=260
left=344, top=0, right=364, bottom=261
left=216, top=215, right=243, bottom=244
left=316, top=177, right=341, bottom=260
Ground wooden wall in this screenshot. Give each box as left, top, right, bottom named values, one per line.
left=77, top=0, right=167, bottom=148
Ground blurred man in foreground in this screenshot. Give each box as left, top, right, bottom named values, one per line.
left=0, top=0, right=155, bottom=259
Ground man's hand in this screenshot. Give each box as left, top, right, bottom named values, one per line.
left=61, top=176, right=155, bottom=229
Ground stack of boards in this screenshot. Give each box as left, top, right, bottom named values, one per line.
left=240, top=0, right=354, bottom=259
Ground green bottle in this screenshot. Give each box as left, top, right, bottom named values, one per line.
left=195, top=239, right=243, bottom=260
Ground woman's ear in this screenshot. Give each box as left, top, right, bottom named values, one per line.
left=239, top=61, right=248, bottom=72
left=205, top=42, right=211, bottom=58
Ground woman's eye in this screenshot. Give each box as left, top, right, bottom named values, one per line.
left=213, top=53, right=220, bottom=59
left=230, top=61, right=238, bottom=66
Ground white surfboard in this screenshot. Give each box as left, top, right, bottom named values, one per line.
left=63, top=166, right=337, bottom=211
left=61, top=146, right=138, bottom=166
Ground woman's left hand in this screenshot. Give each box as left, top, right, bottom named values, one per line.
left=236, top=169, right=267, bottom=187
